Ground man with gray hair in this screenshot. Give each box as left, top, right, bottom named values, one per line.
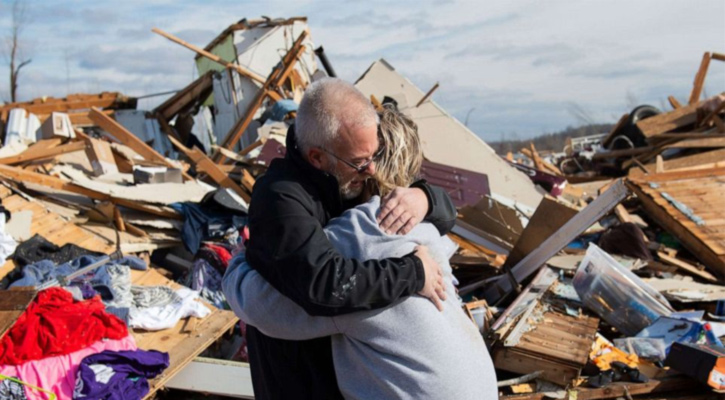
left=238, top=78, right=457, bottom=399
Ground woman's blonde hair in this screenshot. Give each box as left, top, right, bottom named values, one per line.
left=374, top=106, right=423, bottom=197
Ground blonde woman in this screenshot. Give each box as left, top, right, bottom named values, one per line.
left=223, top=107, right=497, bottom=400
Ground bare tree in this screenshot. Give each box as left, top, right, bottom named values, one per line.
left=5, top=0, right=32, bottom=103
left=566, top=102, right=595, bottom=126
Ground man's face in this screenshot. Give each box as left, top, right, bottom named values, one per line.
left=325, top=122, right=379, bottom=200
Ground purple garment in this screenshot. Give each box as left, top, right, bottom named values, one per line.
left=73, top=349, right=169, bottom=400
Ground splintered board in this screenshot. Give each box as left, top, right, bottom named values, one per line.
left=628, top=168, right=725, bottom=279
left=494, top=310, right=599, bottom=386
left=0, top=187, right=238, bottom=399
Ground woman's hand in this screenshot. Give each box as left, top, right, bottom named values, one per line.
left=377, top=187, right=428, bottom=235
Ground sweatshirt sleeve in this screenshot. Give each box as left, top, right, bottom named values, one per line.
left=222, top=254, right=341, bottom=340
left=411, top=179, right=457, bottom=235
left=246, top=179, right=425, bottom=317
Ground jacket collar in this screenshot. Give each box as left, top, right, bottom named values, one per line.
left=285, top=125, right=344, bottom=217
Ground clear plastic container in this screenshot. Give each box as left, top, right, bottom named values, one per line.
left=614, top=337, right=667, bottom=362
left=573, top=244, right=673, bottom=336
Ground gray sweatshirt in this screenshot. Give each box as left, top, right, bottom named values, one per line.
left=223, top=196, right=497, bottom=400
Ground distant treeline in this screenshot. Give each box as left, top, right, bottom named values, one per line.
left=489, top=123, right=614, bottom=155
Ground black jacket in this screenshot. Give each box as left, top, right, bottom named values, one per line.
left=244, top=127, right=457, bottom=399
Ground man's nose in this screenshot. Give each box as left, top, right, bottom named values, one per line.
left=363, top=161, right=376, bottom=175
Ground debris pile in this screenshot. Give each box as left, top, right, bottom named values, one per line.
left=0, top=16, right=723, bottom=400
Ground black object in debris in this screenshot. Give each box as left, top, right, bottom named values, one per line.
left=598, top=222, right=652, bottom=261
left=665, top=342, right=725, bottom=390
left=610, top=361, right=649, bottom=383
left=314, top=46, right=337, bottom=78
left=172, top=189, right=248, bottom=255
left=12, top=234, right=103, bottom=267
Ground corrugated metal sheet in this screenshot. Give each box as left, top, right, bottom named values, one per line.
left=419, top=159, right=490, bottom=208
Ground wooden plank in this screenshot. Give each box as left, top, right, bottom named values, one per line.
left=0, top=289, right=37, bottom=340
left=504, top=197, right=579, bottom=269
left=415, top=82, right=439, bottom=107
left=657, top=251, right=718, bottom=282
left=190, top=147, right=251, bottom=202
left=668, top=95, right=683, bottom=109
left=89, top=107, right=192, bottom=181
left=637, top=101, right=699, bottom=138
left=154, top=71, right=214, bottom=120
left=689, top=52, right=712, bottom=105
left=0, top=92, right=135, bottom=115
left=493, top=347, right=580, bottom=386
left=0, top=141, right=85, bottom=165
left=628, top=180, right=725, bottom=278
left=152, top=28, right=265, bottom=84
left=663, top=136, right=725, bottom=149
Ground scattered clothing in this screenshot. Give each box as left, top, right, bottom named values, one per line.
left=171, top=189, right=247, bottom=255
left=131, top=286, right=178, bottom=309
left=0, top=376, right=27, bottom=400
left=12, top=234, right=102, bottom=268
left=0, top=336, right=136, bottom=400
left=128, top=287, right=210, bottom=331
left=0, top=288, right=128, bottom=365
left=267, top=99, right=298, bottom=121
left=180, top=243, right=233, bottom=309
left=73, top=349, right=169, bottom=400
left=184, top=258, right=226, bottom=309
left=9, top=255, right=146, bottom=290
left=203, top=244, right=232, bottom=270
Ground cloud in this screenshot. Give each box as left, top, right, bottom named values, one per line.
left=76, top=45, right=192, bottom=76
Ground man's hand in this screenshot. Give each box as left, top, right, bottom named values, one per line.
left=414, top=245, right=447, bottom=312
left=378, top=187, right=428, bottom=235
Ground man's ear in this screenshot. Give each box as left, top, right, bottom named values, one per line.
left=307, top=148, right=326, bottom=169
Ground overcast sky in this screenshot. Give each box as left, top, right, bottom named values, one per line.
left=1, top=0, right=723, bottom=142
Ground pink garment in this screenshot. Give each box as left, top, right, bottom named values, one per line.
left=0, top=335, right=137, bottom=400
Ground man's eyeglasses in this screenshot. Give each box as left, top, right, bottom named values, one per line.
left=321, top=146, right=385, bottom=174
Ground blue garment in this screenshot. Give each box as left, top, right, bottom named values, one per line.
left=73, top=349, right=169, bottom=400
left=268, top=99, right=298, bottom=121
left=170, top=202, right=246, bottom=255
left=10, top=255, right=147, bottom=289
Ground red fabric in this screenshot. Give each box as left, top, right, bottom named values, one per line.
left=204, top=244, right=232, bottom=268
left=0, top=287, right=127, bottom=365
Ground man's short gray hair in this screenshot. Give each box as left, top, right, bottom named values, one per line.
left=295, top=78, right=378, bottom=153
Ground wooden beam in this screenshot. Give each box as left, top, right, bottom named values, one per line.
left=88, top=107, right=192, bottom=180
left=657, top=251, right=718, bottom=282
left=0, top=92, right=135, bottom=115
left=636, top=101, right=699, bottom=139
left=189, top=147, right=251, bottom=203
left=154, top=71, right=215, bottom=120
left=152, top=28, right=265, bottom=84
left=663, top=136, right=725, bottom=149
left=415, top=82, right=440, bottom=108
left=668, top=95, right=682, bottom=109
left=688, top=52, right=711, bottom=105
left=712, top=52, right=725, bottom=62
left=0, top=141, right=86, bottom=165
